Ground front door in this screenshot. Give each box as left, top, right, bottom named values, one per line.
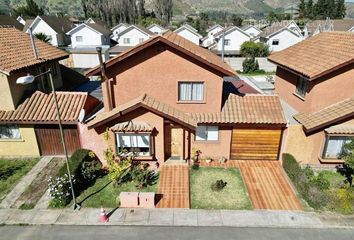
left=171, top=128, right=183, bottom=159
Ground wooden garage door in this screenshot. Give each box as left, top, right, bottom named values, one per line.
left=35, top=125, right=81, bottom=156
left=231, top=129, right=282, bottom=160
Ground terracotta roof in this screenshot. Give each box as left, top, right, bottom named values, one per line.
left=306, top=19, right=354, bottom=34
left=294, top=96, right=354, bottom=132
left=110, top=121, right=153, bottom=132
left=87, top=94, right=198, bottom=129
left=0, top=27, right=68, bottom=75
left=0, top=91, right=95, bottom=124
left=0, top=16, right=23, bottom=30
left=190, top=94, right=286, bottom=125
left=86, top=30, right=235, bottom=77
left=268, top=32, right=354, bottom=80
left=325, top=124, right=354, bottom=134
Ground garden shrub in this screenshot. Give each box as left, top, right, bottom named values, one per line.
left=211, top=180, right=227, bottom=191
left=282, top=153, right=302, bottom=181
left=327, top=188, right=354, bottom=215
left=130, top=163, right=158, bottom=189
left=242, top=57, right=259, bottom=73
left=48, top=174, right=76, bottom=208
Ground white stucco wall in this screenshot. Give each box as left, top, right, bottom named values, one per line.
left=71, top=52, right=109, bottom=68
left=267, top=30, right=303, bottom=52
left=70, top=26, right=108, bottom=48
left=118, top=28, right=150, bottom=46
left=175, top=29, right=201, bottom=45
left=148, top=25, right=164, bottom=34
left=243, top=27, right=262, bottom=38
left=112, top=25, right=128, bottom=41
left=29, top=19, right=59, bottom=46
left=208, top=26, right=223, bottom=37
left=215, top=28, right=250, bottom=52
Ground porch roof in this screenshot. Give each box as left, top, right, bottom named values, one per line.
left=110, top=120, right=153, bottom=132
left=325, top=124, right=354, bottom=135
left=87, top=94, right=198, bottom=129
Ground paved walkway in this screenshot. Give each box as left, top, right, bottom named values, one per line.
left=156, top=165, right=189, bottom=209
left=0, top=156, right=53, bottom=209
left=1, top=208, right=352, bottom=229
left=198, top=160, right=302, bottom=210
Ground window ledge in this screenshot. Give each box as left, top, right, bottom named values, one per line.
left=177, top=101, right=206, bottom=104
left=292, top=92, right=306, bottom=101
left=0, top=139, right=24, bottom=142
left=194, top=140, right=220, bottom=144
left=318, top=157, right=344, bottom=164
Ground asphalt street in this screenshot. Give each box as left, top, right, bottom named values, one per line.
left=1, top=225, right=354, bottom=240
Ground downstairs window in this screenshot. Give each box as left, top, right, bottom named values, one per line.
left=116, top=133, right=151, bottom=156
left=0, top=124, right=21, bottom=139
left=322, top=136, right=352, bottom=159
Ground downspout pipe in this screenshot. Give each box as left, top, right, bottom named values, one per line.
left=96, top=47, right=113, bottom=111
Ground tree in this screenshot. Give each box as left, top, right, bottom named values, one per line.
left=242, top=57, right=259, bottom=73
left=231, top=14, right=243, bottom=27
left=240, top=41, right=269, bottom=58
left=342, top=138, right=354, bottom=187
left=13, top=0, right=45, bottom=17
left=335, top=0, right=346, bottom=19
left=307, top=0, right=314, bottom=19
left=154, top=0, right=173, bottom=26
left=298, top=0, right=306, bottom=18
left=34, top=32, right=52, bottom=43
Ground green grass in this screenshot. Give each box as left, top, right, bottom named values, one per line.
left=320, top=171, right=346, bottom=188
left=73, top=175, right=158, bottom=208
left=190, top=167, right=252, bottom=210
left=0, top=158, right=39, bottom=201
left=19, top=203, right=35, bottom=210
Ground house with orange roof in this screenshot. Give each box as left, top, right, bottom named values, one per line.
left=82, top=30, right=286, bottom=166
left=269, top=31, right=354, bottom=166
left=0, top=27, right=99, bottom=157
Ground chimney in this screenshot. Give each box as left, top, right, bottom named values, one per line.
left=28, top=27, right=38, bottom=60
left=96, top=47, right=113, bottom=111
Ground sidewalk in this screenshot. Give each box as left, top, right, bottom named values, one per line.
left=0, top=208, right=353, bottom=229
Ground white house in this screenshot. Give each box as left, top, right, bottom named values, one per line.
left=174, top=24, right=202, bottom=45
left=241, top=25, right=262, bottom=38
left=117, top=25, right=154, bottom=47
left=210, top=26, right=251, bottom=56
left=147, top=24, right=165, bottom=34
left=111, top=23, right=129, bottom=41
left=66, top=22, right=111, bottom=69
left=201, top=24, right=224, bottom=47
left=257, top=20, right=303, bottom=52
left=67, top=23, right=111, bottom=48
left=24, top=16, right=74, bottom=46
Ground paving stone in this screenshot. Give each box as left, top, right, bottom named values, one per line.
left=107, top=208, right=126, bottom=224
left=221, top=210, right=269, bottom=227
left=56, top=209, right=88, bottom=225
left=31, top=209, right=61, bottom=224
left=5, top=209, right=36, bottom=225
left=148, top=209, right=173, bottom=225
left=173, top=209, right=198, bottom=226
left=197, top=210, right=222, bottom=226
left=123, top=208, right=149, bottom=225
left=0, top=209, right=16, bottom=224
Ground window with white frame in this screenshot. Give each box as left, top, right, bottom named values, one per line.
left=0, top=124, right=21, bottom=139
left=224, top=39, right=231, bottom=46
left=123, top=38, right=130, bottom=44
left=322, top=136, right=352, bottom=159
left=116, top=133, right=151, bottom=156
left=76, top=36, right=83, bottom=42
left=195, top=126, right=219, bottom=141
left=138, top=38, right=144, bottom=43
left=272, top=39, right=279, bottom=45
left=178, top=82, right=204, bottom=101
left=296, top=77, right=308, bottom=97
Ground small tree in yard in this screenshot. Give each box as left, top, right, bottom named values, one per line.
left=242, top=57, right=259, bottom=73
left=240, top=41, right=269, bottom=58
left=341, top=138, right=354, bottom=187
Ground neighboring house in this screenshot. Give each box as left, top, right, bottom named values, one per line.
left=269, top=32, right=354, bottom=166
left=147, top=24, right=165, bottom=34
left=174, top=24, right=202, bottom=45
left=304, top=18, right=354, bottom=37
left=0, top=15, right=24, bottom=30
left=257, top=20, right=303, bottom=52
left=117, top=25, right=154, bottom=47
left=201, top=24, right=224, bottom=48
left=210, top=26, right=251, bottom=56
left=241, top=25, right=262, bottom=38
left=16, top=16, right=34, bottom=26
left=85, top=17, right=108, bottom=28
left=82, top=31, right=286, bottom=166
left=24, top=15, right=74, bottom=46
left=0, top=27, right=99, bottom=157
left=66, top=22, right=111, bottom=68
left=111, top=23, right=129, bottom=41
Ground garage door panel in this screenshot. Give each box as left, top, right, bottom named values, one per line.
left=231, top=128, right=281, bottom=160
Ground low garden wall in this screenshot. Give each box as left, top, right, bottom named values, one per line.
left=224, top=57, right=277, bottom=72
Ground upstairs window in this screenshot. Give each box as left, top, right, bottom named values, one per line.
left=75, top=36, right=83, bottom=42
left=272, top=39, right=279, bottom=45
left=322, top=136, right=352, bottom=159
left=224, top=39, right=231, bottom=46
left=178, top=82, right=204, bottom=102
left=196, top=126, right=219, bottom=141
left=123, top=38, right=130, bottom=44
left=296, top=77, right=308, bottom=97
left=138, top=38, right=144, bottom=43
left=0, top=124, right=21, bottom=139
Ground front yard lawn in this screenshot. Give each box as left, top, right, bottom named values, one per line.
left=190, top=167, right=252, bottom=210
left=0, top=158, right=39, bottom=201
left=73, top=175, right=159, bottom=208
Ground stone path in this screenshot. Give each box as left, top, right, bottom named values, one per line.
left=0, top=156, right=53, bottom=209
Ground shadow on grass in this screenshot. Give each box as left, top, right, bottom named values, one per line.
left=77, top=180, right=112, bottom=206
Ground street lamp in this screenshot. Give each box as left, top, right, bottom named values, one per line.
left=16, top=69, right=80, bottom=210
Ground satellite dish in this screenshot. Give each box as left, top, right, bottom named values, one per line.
left=78, top=109, right=85, bottom=123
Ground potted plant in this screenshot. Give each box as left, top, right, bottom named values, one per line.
left=219, top=156, right=227, bottom=164
left=205, top=156, right=213, bottom=164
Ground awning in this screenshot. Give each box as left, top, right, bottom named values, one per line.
left=110, top=121, right=153, bottom=132
left=325, top=124, right=354, bottom=135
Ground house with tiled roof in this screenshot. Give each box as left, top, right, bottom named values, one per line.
left=269, top=31, right=354, bottom=166
left=82, top=30, right=286, bottom=166
left=201, top=24, right=224, bottom=48
left=304, top=18, right=354, bottom=37
left=0, top=27, right=99, bottom=157
left=111, top=23, right=129, bottom=42
left=147, top=24, right=165, bottom=34
left=117, top=25, right=155, bottom=48
left=174, top=23, right=203, bottom=45
left=241, top=25, right=262, bottom=38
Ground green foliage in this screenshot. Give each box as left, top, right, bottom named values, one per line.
left=19, top=203, right=35, bottom=210
left=13, top=0, right=44, bottom=17
left=34, top=32, right=51, bottom=43
left=341, top=138, right=354, bottom=186
left=240, top=41, right=269, bottom=58
left=242, top=57, right=259, bottom=73
left=298, top=0, right=346, bottom=20
left=211, top=179, right=227, bottom=191
left=283, top=153, right=302, bottom=180
left=231, top=14, right=242, bottom=27
left=327, top=187, right=354, bottom=214
left=130, top=163, right=158, bottom=189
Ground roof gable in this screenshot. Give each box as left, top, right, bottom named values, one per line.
left=111, top=23, right=129, bottom=31
left=118, top=25, right=154, bottom=38
left=214, top=26, right=250, bottom=38
left=86, top=31, right=235, bottom=77
left=174, top=24, right=202, bottom=38
left=25, top=16, right=74, bottom=34
left=207, top=24, right=223, bottom=33
left=67, top=23, right=110, bottom=35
